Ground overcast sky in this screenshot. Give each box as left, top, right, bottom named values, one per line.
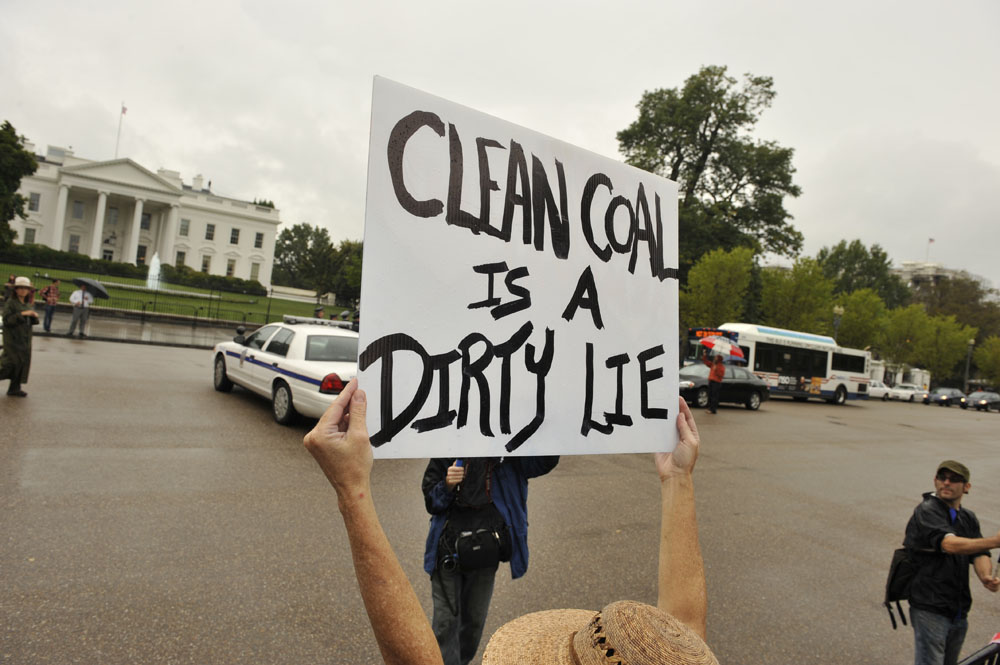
left=3, top=1, right=998, bottom=287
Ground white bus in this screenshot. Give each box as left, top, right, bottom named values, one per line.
left=686, top=323, right=871, bottom=405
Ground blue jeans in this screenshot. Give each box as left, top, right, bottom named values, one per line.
left=911, top=606, right=968, bottom=665
left=43, top=304, right=56, bottom=332
left=431, top=564, right=498, bottom=665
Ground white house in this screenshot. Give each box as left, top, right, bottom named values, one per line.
left=13, top=142, right=280, bottom=286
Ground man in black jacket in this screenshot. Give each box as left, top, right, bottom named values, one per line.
left=903, top=460, right=1000, bottom=665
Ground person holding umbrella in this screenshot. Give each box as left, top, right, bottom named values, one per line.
left=67, top=282, right=94, bottom=337
left=0, top=276, right=39, bottom=397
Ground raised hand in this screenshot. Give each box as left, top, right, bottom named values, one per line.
left=655, top=398, right=700, bottom=482
left=303, top=378, right=373, bottom=509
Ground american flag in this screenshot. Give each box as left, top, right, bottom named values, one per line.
left=121, top=104, right=127, bottom=116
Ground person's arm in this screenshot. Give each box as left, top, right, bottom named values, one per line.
left=304, top=379, right=443, bottom=665
left=655, top=398, right=707, bottom=639
left=941, top=531, right=1000, bottom=555
left=422, top=459, right=463, bottom=514
left=973, top=554, right=1000, bottom=592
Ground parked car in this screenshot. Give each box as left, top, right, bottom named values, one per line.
left=679, top=363, right=771, bottom=411
left=868, top=380, right=890, bottom=401
left=922, top=387, right=967, bottom=407
left=888, top=383, right=921, bottom=402
left=962, top=391, right=1000, bottom=412
left=212, top=315, right=358, bottom=424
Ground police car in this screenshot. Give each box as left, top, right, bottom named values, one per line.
left=212, top=315, right=359, bottom=424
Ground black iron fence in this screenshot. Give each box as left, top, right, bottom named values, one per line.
left=2, top=262, right=292, bottom=327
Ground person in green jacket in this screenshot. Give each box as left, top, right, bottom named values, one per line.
left=0, top=276, right=39, bottom=397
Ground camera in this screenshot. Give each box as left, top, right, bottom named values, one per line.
left=441, top=553, right=459, bottom=572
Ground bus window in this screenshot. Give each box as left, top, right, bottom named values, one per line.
left=832, top=353, right=866, bottom=373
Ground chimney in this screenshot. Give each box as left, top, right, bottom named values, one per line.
left=192, top=174, right=204, bottom=191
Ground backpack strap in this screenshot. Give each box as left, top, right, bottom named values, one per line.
left=885, top=602, right=898, bottom=631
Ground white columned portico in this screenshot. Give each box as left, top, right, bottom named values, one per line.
left=90, top=191, right=108, bottom=258
left=160, top=204, right=180, bottom=264
left=126, top=198, right=145, bottom=264
left=52, top=184, right=70, bottom=250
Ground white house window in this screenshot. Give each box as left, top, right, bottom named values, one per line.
left=28, top=193, right=40, bottom=211
left=24, top=228, right=36, bottom=244
left=201, top=255, right=211, bottom=273
left=179, top=218, right=190, bottom=236
left=176, top=250, right=186, bottom=267
left=107, top=207, right=118, bottom=225
left=72, top=201, right=85, bottom=219
left=102, top=249, right=113, bottom=261
left=205, top=223, right=215, bottom=241
left=137, top=245, right=147, bottom=265
left=254, top=232, right=264, bottom=249
left=230, top=228, right=240, bottom=245
left=69, top=234, right=81, bottom=253
left=140, top=212, right=151, bottom=230
left=250, top=262, right=260, bottom=281
left=226, top=258, right=236, bottom=277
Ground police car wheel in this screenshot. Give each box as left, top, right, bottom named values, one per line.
left=272, top=381, right=298, bottom=425
left=214, top=355, right=233, bottom=393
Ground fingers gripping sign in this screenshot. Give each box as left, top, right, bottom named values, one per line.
left=304, top=378, right=374, bottom=508
left=655, top=398, right=700, bottom=482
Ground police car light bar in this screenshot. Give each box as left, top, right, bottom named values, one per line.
left=282, top=315, right=354, bottom=329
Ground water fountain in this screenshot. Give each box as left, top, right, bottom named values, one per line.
left=146, top=252, right=162, bottom=290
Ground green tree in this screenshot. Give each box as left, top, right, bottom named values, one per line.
left=680, top=246, right=754, bottom=330
left=880, top=305, right=931, bottom=369
left=760, top=258, right=834, bottom=333
left=617, top=65, right=802, bottom=280
left=973, top=336, right=1000, bottom=387
left=815, top=239, right=910, bottom=308
left=0, top=121, right=39, bottom=250
left=329, top=239, right=363, bottom=307
left=911, top=273, right=1000, bottom=341
left=914, top=315, right=977, bottom=382
left=272, top=223, right=334, bottom=290
left=833, top=288, right=888, bottom=350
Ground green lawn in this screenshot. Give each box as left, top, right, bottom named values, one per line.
left=2, top=262, right=323, bottom=325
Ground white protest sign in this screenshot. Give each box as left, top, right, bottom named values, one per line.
left=360, top=77, right=679, bottom=459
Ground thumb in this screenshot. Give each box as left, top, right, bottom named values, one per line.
left=348, top=387, right=369, bottom=437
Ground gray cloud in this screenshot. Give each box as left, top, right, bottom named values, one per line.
left=3, top=0, right=997, bottom=286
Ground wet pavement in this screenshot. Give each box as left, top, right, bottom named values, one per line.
left=2, top=339, right=999, bottom=664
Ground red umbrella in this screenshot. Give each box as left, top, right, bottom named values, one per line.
left=698, top=335, right=746, bottom=362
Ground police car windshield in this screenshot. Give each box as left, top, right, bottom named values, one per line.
left=305, top=335, right=358, bottom=362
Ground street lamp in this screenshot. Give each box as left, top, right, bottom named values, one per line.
left=963, top=338, right=975, bottom=394
left=832, top=305, right=845, bottom=342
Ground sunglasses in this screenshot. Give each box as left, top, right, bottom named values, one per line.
left=936, top=472, right=966, bottom=484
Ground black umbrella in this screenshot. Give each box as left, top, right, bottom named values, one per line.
left=71, top=277, right=110, bottom=299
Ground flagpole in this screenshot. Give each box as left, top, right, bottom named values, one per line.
left=925, top=238, right=934, bottom=262
left=114, top=102, right=126, bottom=158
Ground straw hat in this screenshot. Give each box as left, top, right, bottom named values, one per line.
left=14, top=276, right=32, bottom=288
left=482, top=600, right=717, bottom=665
